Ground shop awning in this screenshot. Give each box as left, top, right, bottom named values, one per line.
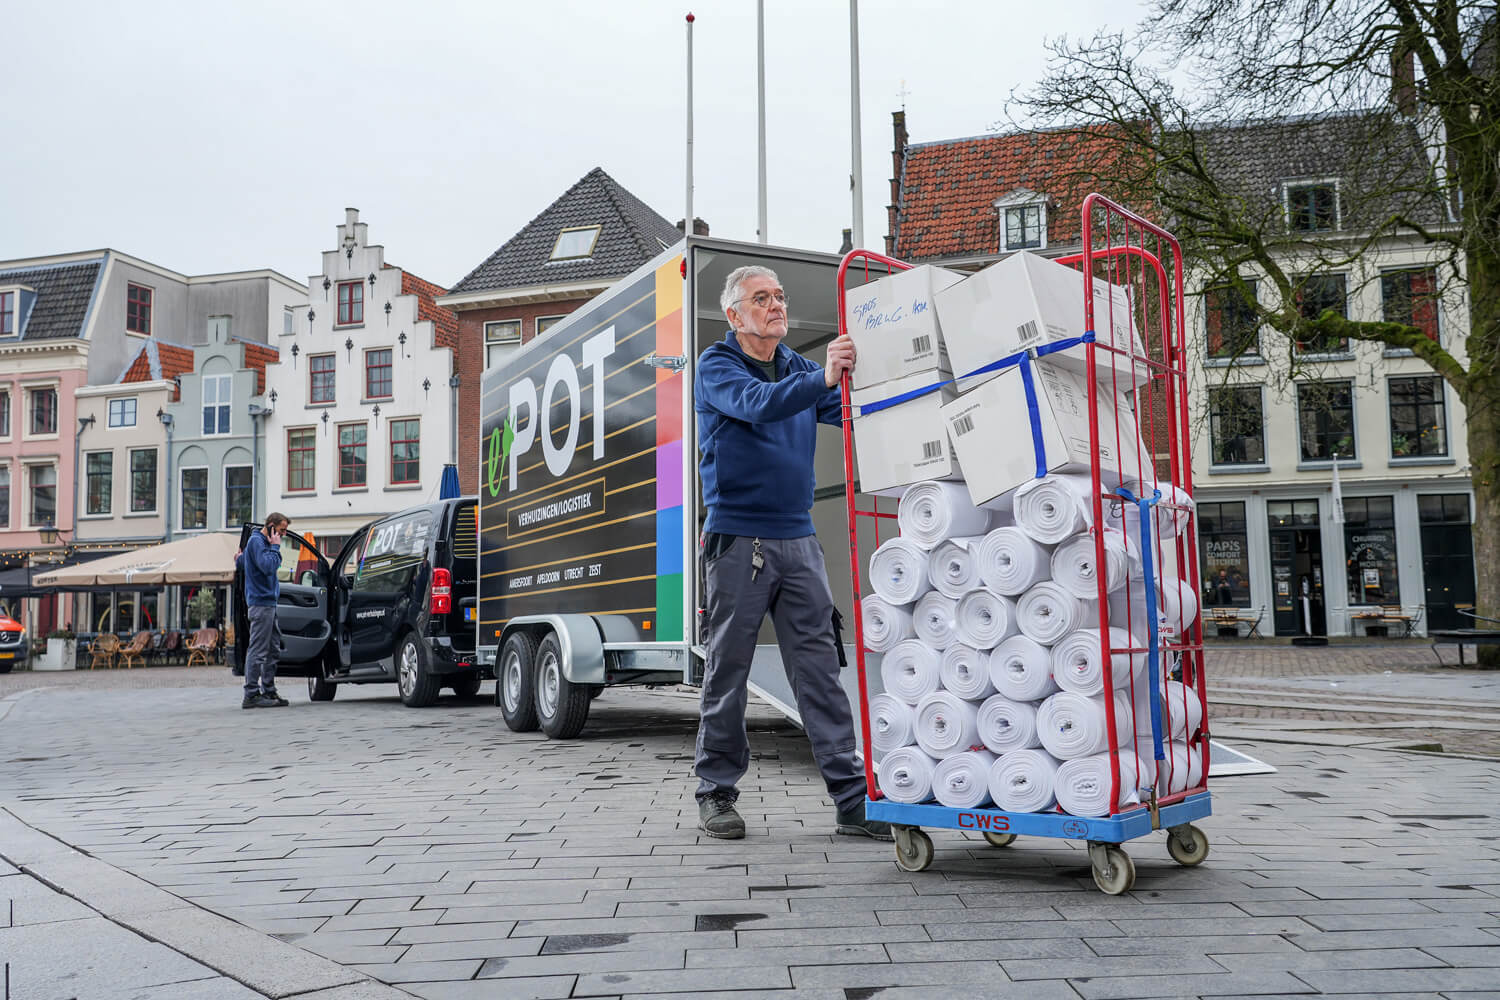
left=33, top=533, right=242, bottom=588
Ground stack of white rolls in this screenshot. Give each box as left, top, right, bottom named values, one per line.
left=864, top=477, right=1205, bottom=820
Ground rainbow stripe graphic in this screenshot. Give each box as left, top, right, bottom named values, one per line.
left=653, top=257, right=686, bottom=641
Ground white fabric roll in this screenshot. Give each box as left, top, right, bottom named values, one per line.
left=1014, top=474, right=1095, bottom=544
left=1124, top=480, right=1194, bottom=539
left=932, top=749, right=997, bottom=808
left=877, top=745, right=939, bottom=804
left=913, top=592, right=959, bottom=650
left=939, top=643, right=995, bottom=701
left=989, top=635, right=1059, bottom=702
left=977, top=526, right=1052, bottom=596
left=1160, top=574, right=1200, bottom=634
left=975, top=694, right=1041, bottom=754
left=1159, top=679, right=1204, bottom=740
left=989, top=748, right=1060, bottom=813
left=1156, top=742, right=1205, bottom=795
left=928, top=536, right=987, bottom=599
left=869, top=693, right=916, bottom=756
left=913, top=690, right=981, bottom=759
left=1055, top=750, right=1150, bottom=817
left=869, top=537, right=931, bottom=606
left=860, top=595, right=914, bottom=653
left=1108, top=583, right=1156, bottom=646
left=955, top=587, right=1018, bottom=649
left=879, top=639, right=943, bottom=705
left=1050, top=627, right=1147, bottom=697
left=1016, top=581, right=1097, bottom=646
left=899, top=480, right=992, bottom=549
left=1051, top=529, right=1136, bottom=600
left=1037, top=690, right=1135, bottom=760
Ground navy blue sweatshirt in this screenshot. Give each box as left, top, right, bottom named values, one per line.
left=242, top=529, right=283, bottom=607
left=696, top=331, right=842, bottom=538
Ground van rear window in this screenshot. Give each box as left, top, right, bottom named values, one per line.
left=452, top=503, right=477, bottom=560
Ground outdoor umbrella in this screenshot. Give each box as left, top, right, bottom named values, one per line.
left=33, top=533, right=242, bottom=588
left=439, top=463, right=461, bottom=500
left=0, top=565, right=51, bottom=600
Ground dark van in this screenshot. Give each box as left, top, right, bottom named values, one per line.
left=230, top=497, right=482, bottom=706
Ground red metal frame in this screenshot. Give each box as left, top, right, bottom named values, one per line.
left=835, top=193, right=1209, bottom=820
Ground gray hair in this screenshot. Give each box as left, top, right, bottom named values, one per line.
left=720, top=265, right=780, bottom=317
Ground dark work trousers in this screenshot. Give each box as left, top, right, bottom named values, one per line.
left=244, top=604, right=282, bottom=694
left=695, top=533, right=864, bottom=813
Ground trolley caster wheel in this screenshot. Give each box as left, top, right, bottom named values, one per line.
left=982, top=832, right=1017, bottom=848
left=893, top=827, right=934, bottom=873
left=1166, top=823, right=1210, bottom=866
left=1089, top=843, right=1136, bottom=895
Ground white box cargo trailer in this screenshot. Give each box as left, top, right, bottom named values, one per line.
left=476, top=237, right=888, bottom=739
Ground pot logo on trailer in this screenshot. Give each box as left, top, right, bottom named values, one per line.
left=485, top=326, right=616, bottom=496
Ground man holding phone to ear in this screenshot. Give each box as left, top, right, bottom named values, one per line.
left=241, top=512, right=290, bottom=708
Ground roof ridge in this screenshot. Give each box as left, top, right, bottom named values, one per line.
left=593, top=168, right=654, bottom=260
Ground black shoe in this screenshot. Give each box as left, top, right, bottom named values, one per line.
left=241, top=692, right=270, bottom=709
left=697, top=793, right=746, bottom=839
left=835, top=802, right=894, bottom=841
left=262, top=688, right=289, bottom=707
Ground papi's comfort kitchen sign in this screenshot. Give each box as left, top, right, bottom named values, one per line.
left=477, top=257, right=686, bottom=641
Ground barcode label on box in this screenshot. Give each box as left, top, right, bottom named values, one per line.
left=952, top=414, right=976, bottom=436
left=921, top=440, right=941, bottom=459
left=911, top=334, right=932, bottom=354
left=1017, top=320, right=1040, bottom=343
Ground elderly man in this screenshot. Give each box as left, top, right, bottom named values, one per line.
left=693, top=264, right=891, bottom=841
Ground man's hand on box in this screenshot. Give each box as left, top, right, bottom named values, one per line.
left=824, top=334, right=857, bottom=388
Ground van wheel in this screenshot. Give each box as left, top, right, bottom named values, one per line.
left=534, top=633, right=590, bottom=739
left=397, top=634, right=439, bottom=707
left=307, top=673, right=338, bottom=702
left=498, top=632, right=539, bottom=732
left=449, top=673, right=482, bottom=699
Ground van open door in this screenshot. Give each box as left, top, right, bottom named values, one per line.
left=231, top=524, right=334, bottom=677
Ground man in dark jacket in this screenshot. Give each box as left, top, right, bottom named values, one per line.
left=241, top=512, right=289, bottom=708
left=693, top=264, right=891, bottom=841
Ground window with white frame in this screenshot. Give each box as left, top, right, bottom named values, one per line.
left=108, top=397, right=137, bottom=428
left=85, top=451, right=112, bottom=515
left=27, top=464, right=56, bottom=528
left=0, top=291, right=13, bottom=336
left=224, top=466, right=253, bottom=528
left=180, top=467, right=208, bottom=530
left=485, top=320, right=522, bottom=367
left=202, top=374, right=231, bottom=435
left=1285, top=181, right=1339, bottom=232
left=0, top=388, right=9, bottom=438
left=27, top=386, right=56, bottom=435
left=129, top=448, right=157, bottom=513
left=283, top=307, right=295, bottom=336
left=0, top=463, right=9, bottom=528
left=338, top=423, right=367, bottom=488
left=1002, top=204, right=1045, bottom=251
left=536, top=315, right=566, bottom=336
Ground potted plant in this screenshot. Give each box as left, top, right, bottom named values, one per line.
left=187, top=589, right=218, bottom=630
left=40, top=628, right=78, bottom=671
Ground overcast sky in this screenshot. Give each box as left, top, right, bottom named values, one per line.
left=2, top=0, right=1146, bottom=289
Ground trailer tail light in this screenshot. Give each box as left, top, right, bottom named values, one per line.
left=430, top=568, right=452, bottom=616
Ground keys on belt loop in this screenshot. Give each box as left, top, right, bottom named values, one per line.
left=750, top=537, right=765, bottom=582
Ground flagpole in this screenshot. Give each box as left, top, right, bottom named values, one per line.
left=849, top=0, right=864, bottom=249
left=685, top=12, right=695, bottom=237
left=756, top=0, right=768, bottom=243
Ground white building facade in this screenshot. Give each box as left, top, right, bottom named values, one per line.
left=261, top=209, right=459, bottom=555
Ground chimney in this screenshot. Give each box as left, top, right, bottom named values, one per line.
left=1391, top=45, right=1417, bottom=116
left=886, top=110, right=909, bottom=257
left=839, top=228, right=853, bottom=255
left=676, top=217, right=711, bottom=236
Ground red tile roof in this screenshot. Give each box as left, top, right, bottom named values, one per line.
left=400, top=269, right=460, bottom=353
left=239, top=341, right=280, bottom=394
left=120, top=340, right=196, bottom=400
left=893, top=126, right=1146, bottom=262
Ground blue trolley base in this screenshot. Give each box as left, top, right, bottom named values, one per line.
left=867, top=791, right=1211, bottom=846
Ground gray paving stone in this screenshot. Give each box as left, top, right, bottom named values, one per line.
left=0, top=916, right=221, bottom=998
left=318, top=908, right=444, bottom=932
left=1300, top=968, right=1500, bottom=992
left=884, top=938, right=1095, bottom=962
left=1003, top=953, right=1225, bottom=980
left=922, top=918, right=1124, bottom=940
left=1070, top=970, right=1317, bottom=998
left=1213, top=947, right=1446, bottom=972
left=402, top=936, right=546, bottom=962
left=791, top=960, right=1005, bottom=988
left=116, top=978, right=267, bottom=999
left=351, top=958, right=484, bottom=982
left=733, top=923, right=932, bottom=948
left=479, top=947, right=687, bottom=978
left=573, top=965, right=793, bottom=996
left=1423, top=945, right=1500, bottom=966
left=0, top=870, right=95, bottom=925
left=682, top=942, right=890, bottom=968
left=402, top=976, right=576, bottom=999
left=273, top=983, right=416, bottom=1000
left=1289, top=927, right=1500, bottom=949
left=1086, top=933, right=1301, bottom=956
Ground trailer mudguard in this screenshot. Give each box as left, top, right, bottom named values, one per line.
left=501, top=614, right=605, bottom=686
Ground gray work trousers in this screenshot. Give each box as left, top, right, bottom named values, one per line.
left=695, top=533, right=864, bottom=813
left=244, top=604, right=282, bottom=694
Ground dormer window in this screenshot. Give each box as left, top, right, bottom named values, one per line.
left=995, top=190, right=1048, bottom=253
left=0, top=291, right=13, bottom=336
left=551, top=226, right=601, bottom=261
left=1285, top=181, right=1339, bottom=232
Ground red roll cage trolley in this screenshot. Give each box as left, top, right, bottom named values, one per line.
left=835, top=194, right=1212, bottom=894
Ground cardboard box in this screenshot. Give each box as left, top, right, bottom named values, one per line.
left=940, top=362, right=1152, bottom=509
left=851, top=370, right=961, bottom=496
left=934, top=251, right=1148, bottom=390
left=843, top=264, right=964, bottom=390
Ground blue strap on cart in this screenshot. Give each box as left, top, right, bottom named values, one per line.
left=1114, top=485, right=1166, bottom=766
left=857, top=331, right=1098, bottom=479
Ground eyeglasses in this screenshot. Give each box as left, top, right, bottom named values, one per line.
left=734, top=290, right=788, bottom=309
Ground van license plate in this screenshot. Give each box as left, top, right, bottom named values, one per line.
left=464, top=607, right=475, bottom=623
left=0, top=652, right=13, bottom=659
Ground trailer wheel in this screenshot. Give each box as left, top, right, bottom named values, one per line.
left=534, top=633, right=591, bottom=739
left=498, top=631, right=540, bottom=732
left=449, top=673, right=482, bottom=700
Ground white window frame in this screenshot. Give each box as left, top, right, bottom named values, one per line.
left=83, top=449, right=113, bottom=517
left=128, top=447, right=159, bottom=515
left=485, top=320, right=522, bottom=368
left=994, top=191, right=1049, bottom=254
left=23, top=459, right=58, bottom=530
left=108, top=397, right=138, bottom=429
left=0, top=460, right=10, bottom=529
left=0, top=288, right=18, bottom=339
left=202, top=374, right=232, bottom=437
left=0, top=386, right=11, bottom=441
left=223, top=464, right=254, bottom=529
left=178, top=465, right=210, bottom=532
left=283, top=307, right=296, bottom=337
left=24, top=384, right=59, bottom=440
left=535, top=314, right=567, bottom=336
left=549, top=226, right=601, bottom=261
left=1283, top=178, right=1342, bottom=233
left=1295, top=378, right=1359, bottom=465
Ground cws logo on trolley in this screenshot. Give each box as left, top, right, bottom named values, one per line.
left=476, top=263, right=674, bottom=640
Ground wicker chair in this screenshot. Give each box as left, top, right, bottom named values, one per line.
left=185, top=627, right=220, bottom=667
left=88, top=633, right=120, bottom=670
left=117, top=630, right=153, bottom=669
left=163, top=629, right=183, bottom=664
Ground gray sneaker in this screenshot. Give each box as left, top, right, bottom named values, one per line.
left=698, top=793, right=746, bottom=839
left=835, top=802, right=894, bottom=841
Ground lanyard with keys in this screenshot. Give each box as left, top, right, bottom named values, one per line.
left=750, top=537, right=765, bottom=582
